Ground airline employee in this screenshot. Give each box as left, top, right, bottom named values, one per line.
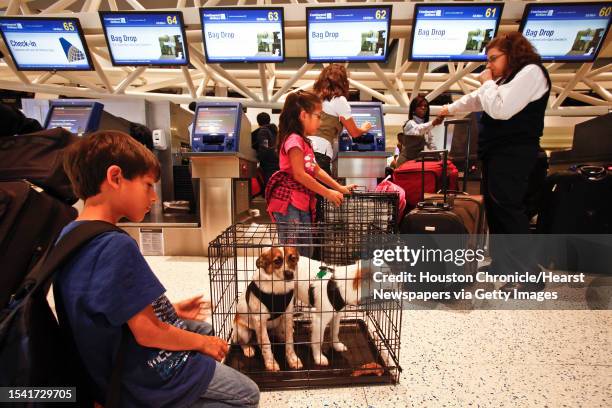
left=440, top=32, right=550, bottom=295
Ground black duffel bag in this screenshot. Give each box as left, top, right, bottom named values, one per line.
left=0, top=128, right=79, bottom=204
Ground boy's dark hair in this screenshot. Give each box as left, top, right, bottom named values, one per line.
left=277, top=90, right=320, bottom=152
left=409, top=95, right=430, bottom=122
left=256, top=112, right=271, bottom=126
left=63, top=130, right=161, bottom=200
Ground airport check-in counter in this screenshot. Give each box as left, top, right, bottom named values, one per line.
left=25, top=98, right=205, bottom=256
left=186, top=102, right=256, bottom=246
left=116, top=101, right=203, bottom=257
left=336, top=102, right=389, bottom=190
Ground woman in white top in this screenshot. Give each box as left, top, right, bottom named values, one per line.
left=397, top=96, right=443, bottom=166
left=313, top=64, right=372, bottom=169
left=440, top=32, right=551, bottom=295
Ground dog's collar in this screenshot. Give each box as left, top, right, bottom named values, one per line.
left=316, top=266, right=334, bottom=279
left=246, top=281, right=294, bottom=321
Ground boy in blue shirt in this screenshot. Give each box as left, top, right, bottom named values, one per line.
left=56, top=130, right=259, bottom=407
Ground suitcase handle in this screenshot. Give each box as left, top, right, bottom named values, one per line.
left=443, top=118, right=472, bottom=193
left=419, top=149, right=450, bottom=204
left=577, top=165, right=607, bottom=181
left=416, top=200, right=452, bottom=211
left=437, top=189, right=469, bottom=196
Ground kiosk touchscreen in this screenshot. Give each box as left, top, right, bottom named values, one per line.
left=44, top=100, right=131, bottom=136
left=191, top=103, right=254, bottom=159
left=44, top=102, right=103, bottom=135
left=520, top=2, right=612, bottom=62
left=339, top=102, right=385, bottom=152
left=410, top=3, right=503, bottom=62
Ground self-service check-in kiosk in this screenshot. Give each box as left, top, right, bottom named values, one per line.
left=26, top=98, right=205, bottom=256
left=187, top=102, right=256, bottom=245
left=337, top=102, right=389, bottom=190
left=44, top=100, right=131, bottom=136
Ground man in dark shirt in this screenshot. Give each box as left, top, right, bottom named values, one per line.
left=251, top=112, right=279, bottom=188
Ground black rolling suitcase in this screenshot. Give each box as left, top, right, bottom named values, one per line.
left=0, top=128, right=79, bottom=204
left=537, top=165, right=612, bottom=234
left=0, top=181, right=76, bottom=308
left=398, top=121, right=486, bottom=290
left=400, top=119, right=486, bottom=239
left=535, top=165, right=612, bottom=273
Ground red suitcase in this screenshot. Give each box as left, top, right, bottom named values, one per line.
left=393, top=158, right=458, bottom=210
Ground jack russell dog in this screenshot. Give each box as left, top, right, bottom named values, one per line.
left=232, top=247, right=303, bottom=371
left=295, top=256, right=368, bottom=366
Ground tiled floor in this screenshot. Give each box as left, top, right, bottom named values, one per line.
left=146, top=256, right=612, bottom=408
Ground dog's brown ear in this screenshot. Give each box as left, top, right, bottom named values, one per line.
left=256, top=249, right=274, bottom=274
left=284, top=246, right=299, bottom=265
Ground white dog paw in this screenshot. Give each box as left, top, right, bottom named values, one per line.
left=313, top=353, right=329, bottom=366
left=265, top=359, right=281, bottom=372
left=333, top=342, right=348, bottom=352
left=243, top=346, right=255, bottom=358
left=287, top=354, right=303, bottom=370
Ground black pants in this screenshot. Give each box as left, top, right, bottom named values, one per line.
left=257, top=148, right=279, bottom=189
left=481, top=144, right=540, bottom=275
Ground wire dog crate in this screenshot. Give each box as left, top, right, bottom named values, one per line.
left=316, top=191, right=400, bottom=265
left=318, top=190, right=399, bottom=233
left=208, top=222, right=403, bottom=390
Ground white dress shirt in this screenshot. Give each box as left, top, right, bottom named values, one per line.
left=448, top=64, right=549, bottom=120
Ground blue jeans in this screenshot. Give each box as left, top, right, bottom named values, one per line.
left=185, top=320, right=260, bottom=408
left=273, top=203, right=313, bottom=257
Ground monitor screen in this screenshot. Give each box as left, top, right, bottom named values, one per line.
left=345, top=104, right=384, bottom=139
left=193, top=106, right=239, bottom=135
left=410, top=4, right=503, bottom=62
left=520, top=2, right=612, bottom=62
left=307, top=6, right=392, bottom=63
left=0, top=17, right=92, bottom=71
left=46, top=105, right=95, bottom=135
left=100, top=12, right=189, bottom=66
left=201, top=8, right=284, bottom=63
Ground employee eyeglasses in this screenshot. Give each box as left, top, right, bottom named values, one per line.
left=487, top=53, right=505, bottom=63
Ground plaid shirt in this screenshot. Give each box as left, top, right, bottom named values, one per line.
left=265, top=170, right=316, bottom=221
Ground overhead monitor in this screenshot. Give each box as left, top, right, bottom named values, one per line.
left=410, top=3, right=504, bottom=62
left=99, top=11, right=189, bottom=66
left=44, top=102, right=103, bottom=135
left=340, top=102, right=385, bottom=152
left=520, top=2, right=612, bottom=62
left=200, top=8, right=284, bottom=63
left=0, top=17, right=93, bottom=71
left=306, top=6, right=392, bottom=63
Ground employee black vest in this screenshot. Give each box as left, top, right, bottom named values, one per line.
left=478, top=64, right=551, bottom=158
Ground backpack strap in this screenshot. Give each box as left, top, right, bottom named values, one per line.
left=18, top=220, right=125, bottom=295
left=27, top=220, right=128, bottom=408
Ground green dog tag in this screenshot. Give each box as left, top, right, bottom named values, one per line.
left=316, top=266, right=333, bottom=279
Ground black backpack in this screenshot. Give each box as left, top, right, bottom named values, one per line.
left=0, top=181, right=77, bottom=309
left=0, top=221, right=128, bottom=407
left=0, top=127, right=80, bottom=204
